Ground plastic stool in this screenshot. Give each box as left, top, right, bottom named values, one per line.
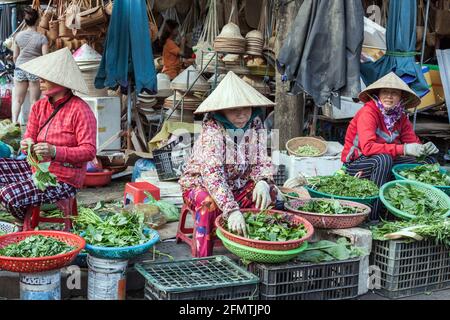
left=176, top=204, right=222, bottom=257
left=124, top=182, right=160, bottom=205
left=23, top=197, right=78, bottom=232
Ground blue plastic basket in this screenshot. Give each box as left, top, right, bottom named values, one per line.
left=82, top=229, right=160, bottom=260
left=392, top=164, right=450, bottom=196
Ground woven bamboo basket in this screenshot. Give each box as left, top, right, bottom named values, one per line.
left=286, top=137, right=328, bottom=157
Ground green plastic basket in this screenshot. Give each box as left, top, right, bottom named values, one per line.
left=304, top=186, right=379, bottom=206
left=392, top=164, right=450, bottom=196
left=216, top=229, right=308, bottom=264
left=379, top=180, right=450, bottom=220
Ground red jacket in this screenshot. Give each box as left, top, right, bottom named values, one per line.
left=24, top=92, right=97, bottom=189
left=341, top=100, right=421, bottom=163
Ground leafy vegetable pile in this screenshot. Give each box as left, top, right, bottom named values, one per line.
left=296, top=199, right=364, bottom=215
left=298, top=238, right=367, bottom=263
left=307, top=174, right=379, bottom=198
left=399, top=164, right=450, bottom=186
left=72, top=206, right=152, bottom=247
left=384, top=183, right=448, bottom=217
left=27, top=142, right=58, bottom=191
left=236, top=211, right=308, bottom=242
left=295, top=145, right=321, bottom=157
left=0, top=119, right=21, bottom=151
left=0, top=235, right=74, bottom=258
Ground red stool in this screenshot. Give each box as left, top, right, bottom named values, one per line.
left=176, top=204, right=222, bottom=257
left=124, top=182, right=160, bottom=205
left=23, top=197, right=78, bottom=232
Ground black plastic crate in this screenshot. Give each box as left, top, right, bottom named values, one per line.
left=371, top=240, right=450, bottom=299
left=135, top=256, right=259, bottom=300
left=152, top=138, right=192, bottom=181
left=248, top=258, right=360, bottom=300
left=273, top=165, right=286, bottom=187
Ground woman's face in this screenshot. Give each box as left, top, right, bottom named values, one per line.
left=39, top=79, right=66, bottom=95
left=221, top=107, right=253, bottom=129
left=379, top=88, right=402, bottom=110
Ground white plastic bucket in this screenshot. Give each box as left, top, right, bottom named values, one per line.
left=87, top=255, right=128, bottom=300
left=20, top=270, right=61, bottom=300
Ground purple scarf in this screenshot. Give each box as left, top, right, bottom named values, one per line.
left=374, top=97, right=404, bottom=132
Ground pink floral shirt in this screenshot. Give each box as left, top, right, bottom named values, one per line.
left=179, top=116, right=274, bottom=216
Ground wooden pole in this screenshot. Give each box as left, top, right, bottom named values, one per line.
left=274, top=0, right=304, bottom=150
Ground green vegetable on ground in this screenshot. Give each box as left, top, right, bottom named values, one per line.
left=0, top=119, right=21, bottom=151
left=399, top=164, right=450, bottom=186
left=385, top=183, right=448, bottom=217
left=298, top=238, right=367, bottom=263
left=296, top=199, right=364, bottom=215
left=27, top=142, right=59, bottom=191
left=307, top=174, right=379, bottom=198
left=0, top=235, right=74, bottom=258
left=144, top=192, right=180, bottom=222
left=295, top=145, right=321, bottom=157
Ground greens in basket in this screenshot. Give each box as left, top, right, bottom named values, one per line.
left=307, top=173, right=379, bottom=198
left=0, top=235, right=74, bottom=258
left=230, top=211, right=307, bottom=242
left=72, top=205, right=151, bottom=247
left=399, top=164, right=450, bottom=186
left=385, top=183, right=448, bottom=217
left=295, top=145, right=321, bottom=157
left=296, top=199, right=364, bottom=215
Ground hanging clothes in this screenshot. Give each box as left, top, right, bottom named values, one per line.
left=0, top=5, right=12, bottom=43
left=95, top=0, right=157, bottom=94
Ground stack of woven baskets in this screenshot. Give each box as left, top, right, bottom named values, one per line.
left=245, top=30, right=264, bottom=56
left=214, top=23, right=246, bottom=54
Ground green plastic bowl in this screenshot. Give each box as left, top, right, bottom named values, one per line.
left=379, top=180, right=450, bottom=220
left=304, top=185, right=379, bottom=206
left=216, top=229, right=308, bottom=264
left=392, top=164, right=450, bottom=196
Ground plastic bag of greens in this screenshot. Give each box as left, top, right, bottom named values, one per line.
left=144, top=192, right=180, bottom=222
left=127, top=203, right=167, bottom=229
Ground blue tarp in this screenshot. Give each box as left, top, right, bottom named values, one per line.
left=361, top=0, right=429, bottom=98
left=95, top=0, right=157, bottom=94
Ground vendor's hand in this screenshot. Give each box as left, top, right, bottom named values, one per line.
left=33, top=143, right=56, bottom=159
left=20, top=138, right=34, bottom=151
left=404, top=143, right=425, bottom=158
left=227, top=210, right=247, bottom=237
left=252, top=180, right=271, bottom=210
left=423, top=142, right=439, bottom=156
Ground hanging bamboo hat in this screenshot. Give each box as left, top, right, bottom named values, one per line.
left=195, top=71, right=275, bottom=114
left=20, top=48, right=89, bottom=94
left=359, top=72, right=421, bottom=109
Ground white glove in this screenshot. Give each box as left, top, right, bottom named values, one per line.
left=227, top=210, right=247, bottom=237
left=252, top=180, right=271, bottom=210
left=423, top=142, right=439, bottom=155
left=404, top=143, right=425, bottom=158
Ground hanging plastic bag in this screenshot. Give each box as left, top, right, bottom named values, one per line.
left=144, top=192, right=180, bottom=222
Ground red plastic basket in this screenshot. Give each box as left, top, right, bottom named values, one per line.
left=284, top=198, right=370, bottom=229
left=0, top=231, right=86, bottom=273
left=214, top=209, right=314, bottom=251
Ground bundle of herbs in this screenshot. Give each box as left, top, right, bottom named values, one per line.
left=296, top=199, right=364, bottom=215
left=298, top=238, right=367, bottom=263
left=295, top=145, right=321, bottom=157
left=384, top=183, right=448, bottom=217
left=307, top=174, right=379, bottom=198
left=399, top=164, right=450, bottom=186
left=72, top=206, right=151, bottom=247
left=234, top=211, right=308, bottom=242
left=0, top=235, right=74, bottom=258
left=27, top=142, right=58, bottom=191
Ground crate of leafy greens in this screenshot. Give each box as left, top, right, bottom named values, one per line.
left=379, top=180, right=450, bottom=220
left=247, top=238, right=366, bottom=300
left=304, top=171, right=379, bottom=205
left=392, top=164, right=450, bottom=195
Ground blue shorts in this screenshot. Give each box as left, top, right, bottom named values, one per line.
left=14, top=68, right=39, bottom=82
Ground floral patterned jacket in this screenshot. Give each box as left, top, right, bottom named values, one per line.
left=179, top=115, right=275, bottom=216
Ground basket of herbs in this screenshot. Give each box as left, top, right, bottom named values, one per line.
left=379, top=180, right=450, bottom=220
left=285, top=198, right=370, bottom=229
left=215, top=208, right=314, bottom=251
left=286, top=137, right=327, bottom=157
left=392, top=164, right=450, bottom=195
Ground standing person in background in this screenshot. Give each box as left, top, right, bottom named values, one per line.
left=160, top=19, right=187, bottom=80
left=12, top=7, right=49, bottom=125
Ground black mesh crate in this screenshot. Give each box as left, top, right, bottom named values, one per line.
left=152, top=138, right=192, bottom=181
left=273, top=165, right=286, bottom=187
left=370, top=240, right=450, bottom=299
left=248, top=258, right=360, bottom=300
left=135, top=256, right=259, bottom=300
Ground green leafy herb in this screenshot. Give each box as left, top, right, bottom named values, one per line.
left=307, top=174, right=379, bottom=198
left=295, top=145, right=321, bottom=157
left=298, top=238, right=367, bottom=263
left=26, top=142, right=58, bottom=191
left=0, top=119, right=21, bottom=151
left=399, top=164, right=450, bottom=186
left=0, top=235, right=74, bottom=257
left=297, top=199, right=364, bottom=215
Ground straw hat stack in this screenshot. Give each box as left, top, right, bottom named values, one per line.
left=197, top=52, right=226, bottom=74
left=214, top=23, right=246, bottom=54
left=170, top=66, right=210, bottom=92
left=137, top=92, right=158, bottom=113
left=72, top=44, right=107, bottom=97
left=222, top=54, right=250, bottom=75
left=245, top=30, right=264, bottom=56
left=163, top=91, right=203, bottom=111
left=242, top=75, right=271, bottom=95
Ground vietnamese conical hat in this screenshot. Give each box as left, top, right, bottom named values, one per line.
left=195, top=71, right=275, bottom=114
left=20, top=48, right=89, bottom=95
left=217, top=23, right=244, bottom=40
left=170, top=66, right=210, bottom=92
left=73, top=44, right=102, bottom=62
left=359, top=72, right=420, bottom=109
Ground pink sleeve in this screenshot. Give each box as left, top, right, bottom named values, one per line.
left=399, top=116, right=421, bottom=144
left=23, top=102, right=40, bottom=142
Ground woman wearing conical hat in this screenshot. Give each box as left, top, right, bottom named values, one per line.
left=341, top=72, right=438, bottom=222
left=179, top=71, right=277, bottom=257
left=0, top=48, right=96, bottom=226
